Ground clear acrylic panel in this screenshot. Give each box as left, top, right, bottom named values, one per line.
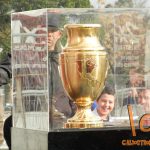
left=114, top=8, right=150, bottom=126
left=11, top=9, right=49, bottom=131
left=47, top=8, right=115, bottom=130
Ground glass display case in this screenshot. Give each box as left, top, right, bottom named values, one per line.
left=11, top=8, right=150, bottom=133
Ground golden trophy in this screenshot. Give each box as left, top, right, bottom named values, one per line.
left=59, top=24, right=108, bottom=128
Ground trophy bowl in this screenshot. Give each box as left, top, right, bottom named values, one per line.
left=59, top=24, right=108, bottom=128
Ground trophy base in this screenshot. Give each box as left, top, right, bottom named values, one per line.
left=64, top=108, right=103, bottom=128
left=64, top=120, right=103, bottom=128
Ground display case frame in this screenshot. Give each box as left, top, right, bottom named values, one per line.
left=11, top=8, right=150, bottom=133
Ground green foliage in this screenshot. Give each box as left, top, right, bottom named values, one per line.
left=0, top=0, right=11, bottom=59
left=0, top=24, right=11, bottom=59
left=58, top=0, right=90, bottom=8
left=12, top=0, right=52, bottom=11
left=12, top=0, right=91, bottom=11
left=0, top=0, right=12, bottom=16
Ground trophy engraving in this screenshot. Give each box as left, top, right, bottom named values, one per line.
left=60, top=24, right=108, bottom=128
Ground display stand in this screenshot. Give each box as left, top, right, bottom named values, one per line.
left=12, top=127, right=150, bottom=150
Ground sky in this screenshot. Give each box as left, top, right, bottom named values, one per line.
left=90, top=0, right=117, bottom=8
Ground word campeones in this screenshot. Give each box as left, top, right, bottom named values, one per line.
left=121, top=105, right=150, bottom=147
left=122, top=140, right=150, bottom=146
left=128, top=105, right=150, bottom=137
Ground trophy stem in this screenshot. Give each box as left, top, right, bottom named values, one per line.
left=64, top=99, right=103, bottom=128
